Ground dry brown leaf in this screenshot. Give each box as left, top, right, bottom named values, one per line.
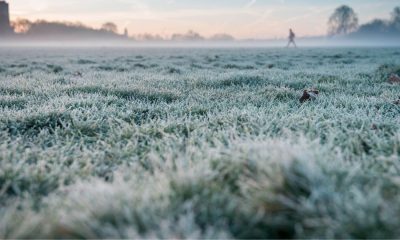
left=388, top=74, right=400, bottom=84
left=299, top=89, right=319, bottom=103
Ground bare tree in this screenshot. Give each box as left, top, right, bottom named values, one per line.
left=391, top=6, right=400, bottom=30
left=101, top=22, right=118, bottom=33
left=328, top=5, right=358, bottom=36
left=11, top=18, right=32, bottom=33
left=392, top=7, right=400, bottom=22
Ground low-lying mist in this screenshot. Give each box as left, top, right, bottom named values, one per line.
left=0, top=37, right=399, bottom=48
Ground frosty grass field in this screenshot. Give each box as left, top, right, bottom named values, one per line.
left=0, top=47, right=400, bottom=238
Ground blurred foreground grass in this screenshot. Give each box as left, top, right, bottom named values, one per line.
left=0, top=47, right=400, bottom=238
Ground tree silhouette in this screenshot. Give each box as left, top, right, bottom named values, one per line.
left=328, top=5, right=358, bottom=36
left=101, top=22, right=118, bottom=33
left=357, top=19, right=388, bottom=35
left=11, top=18, right=32, bottom=33
left=353, top=6, right=400, bottom=37
left=391, top=7, right=400, bottom=30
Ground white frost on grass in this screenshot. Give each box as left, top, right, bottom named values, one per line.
left=0, top=47, right=400, bottom=238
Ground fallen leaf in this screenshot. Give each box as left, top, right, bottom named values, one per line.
left=299, top=89, right=319, bottom=103
left=388, top=74, right=400, bottom=84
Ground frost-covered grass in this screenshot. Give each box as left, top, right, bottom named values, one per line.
left=0, top=47, right=400, bottom=238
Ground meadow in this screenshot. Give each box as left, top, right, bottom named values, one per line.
left=0, top=47, right=399, bottom=238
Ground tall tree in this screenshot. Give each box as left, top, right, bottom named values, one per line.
left=328, top=5, right=358, bottom=36
left=391, top=6, right=400, bottom=30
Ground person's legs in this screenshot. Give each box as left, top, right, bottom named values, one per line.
left=293, top=40, right=297, bottom=48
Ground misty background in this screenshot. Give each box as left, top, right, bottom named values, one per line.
left=0, top=0, right=400, bottom=46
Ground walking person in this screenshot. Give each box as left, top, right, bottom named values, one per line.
left=286, top=28, right=297, bottom=48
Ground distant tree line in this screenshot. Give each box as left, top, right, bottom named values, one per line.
left=135, top=31, right=234, bottom=41
left=8, top=18, right=234, bottom=42
left=328, top=5, right=400, bottom=38
left=10, top=19, right=126, bottom=40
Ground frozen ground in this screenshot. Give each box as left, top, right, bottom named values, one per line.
left=0, top=47, right=400, bottom=238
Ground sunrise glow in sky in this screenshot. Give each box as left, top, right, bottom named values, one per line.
left=7, top=0, right=400, bottom=39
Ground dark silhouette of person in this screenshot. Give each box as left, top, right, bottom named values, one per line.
left=286, top=28, right=297, bottom=48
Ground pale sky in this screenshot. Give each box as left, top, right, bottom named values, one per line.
left=7, top=0, right=400, bottom=39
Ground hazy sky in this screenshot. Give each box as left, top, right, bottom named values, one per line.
left=8, top=0, right=400, bottom=39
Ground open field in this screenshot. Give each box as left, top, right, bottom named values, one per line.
left=0, top=47, right=400, bottom=238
